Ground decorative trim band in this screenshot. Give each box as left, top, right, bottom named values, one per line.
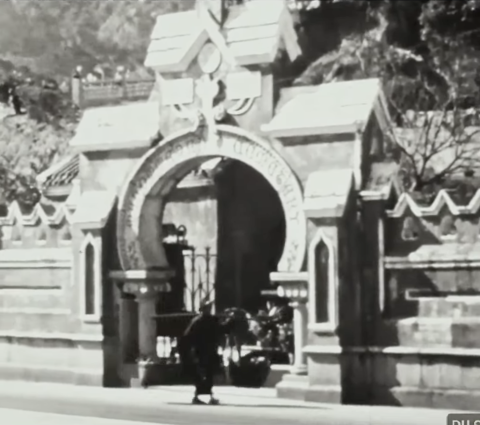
left=109, top=269, right=175, bottom=281
left=387, top=189, right=480, bottom=218
left=0, top=261, right=71, bottom=269
left=0, top=308, right=70, bottom=315
left=0, top=201, right=73, bottom=226
left=0, top=362, right=103, bottom=375
left=270, top=271, right=308, bottom=283
left=385, top=256, right=480, bottom=270
left=0, top=248, right=72, bottom=269
left=0, top=331, right=104, bottom=342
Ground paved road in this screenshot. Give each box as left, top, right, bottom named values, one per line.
left=0, top=408, right=168, bottom=425
left=0, top=382, right=457, bottom=425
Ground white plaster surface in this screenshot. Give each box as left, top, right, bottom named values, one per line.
left=263, top=78, right=382, bottom=136
left=70, top=102, right=160, bottom=152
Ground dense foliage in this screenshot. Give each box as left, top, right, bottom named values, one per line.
left=0, top=110, right=75, bottom=206
left=2, top=0, right=480, bottom=204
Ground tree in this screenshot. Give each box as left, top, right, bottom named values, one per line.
left=1, top=0, right=195, bottom=78
left=293, top=1, right=480, bottom=195
left=0, top=112, right=74, bottom=207
left=390, top=90, right=480, bottom=193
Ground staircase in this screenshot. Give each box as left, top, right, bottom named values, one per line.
left=393, top=296, right=480, bottom=348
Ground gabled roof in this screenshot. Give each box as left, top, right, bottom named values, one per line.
left=303, top=168, right=354, bottom=218
left=37, top=148, right=226, bottom=194
left=262, top=78, right=389, bottom=138
left=37, top=155, right=79, bottom=191
left=69, top=101, right=161, bottom=153
left=144, top=0, right=300, bottom=72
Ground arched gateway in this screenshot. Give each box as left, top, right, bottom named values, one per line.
left=116, top=124, right=306, bottom=274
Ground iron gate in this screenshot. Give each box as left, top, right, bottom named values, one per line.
left=156, top=247, right=217, bottom=361
left=182, top=247, right=217, bottom=312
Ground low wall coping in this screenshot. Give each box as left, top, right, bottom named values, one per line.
left=303, top=345, right=480, bottom=357
left=0, top=331, right=104, bottom=343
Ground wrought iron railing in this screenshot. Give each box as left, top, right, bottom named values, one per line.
left=71, top=77, right=156, bottom=109
left=183, top=247, right=217, bottom=313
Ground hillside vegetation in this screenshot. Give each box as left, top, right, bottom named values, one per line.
left=1, top=0, right=480, bottom=204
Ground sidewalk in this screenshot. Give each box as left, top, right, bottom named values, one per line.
left=0, top=380, right=467, bottom=425
left=0, top=408, right=164, bottom=425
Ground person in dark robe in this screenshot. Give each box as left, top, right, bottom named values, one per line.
left=181, top=298, right=233, bottom=405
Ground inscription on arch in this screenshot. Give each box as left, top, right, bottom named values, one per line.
left=117, top=125, right=306, bottom=273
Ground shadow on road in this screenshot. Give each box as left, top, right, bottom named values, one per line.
left=167, top=402, right=326, bottom=409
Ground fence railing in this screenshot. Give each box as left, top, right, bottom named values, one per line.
left=71, top=76, right=156, bottom=109
left=183, top=247, right=217, bottom=313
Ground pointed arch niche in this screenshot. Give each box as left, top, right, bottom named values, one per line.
left=79, top=232, right=102, bottom=322
left=308, top=229, right=338, bottom=333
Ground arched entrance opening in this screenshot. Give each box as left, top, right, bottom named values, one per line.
left=116, top=125, right=306, bottom=314
left=163, top=156, right=287, bottom=313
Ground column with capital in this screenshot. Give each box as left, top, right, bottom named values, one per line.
left=137, top=289, right=160, bottom=359
left=274, top=273, right=309, bottom=375
left=290, top=299, right=308, bottom=375
left=110, top=270, right=174, bottom=362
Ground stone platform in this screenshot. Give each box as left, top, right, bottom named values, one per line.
left=277, top=345, right=480, bottom=411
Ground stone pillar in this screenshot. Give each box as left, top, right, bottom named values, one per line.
left=110, top=270, right=174, bottom=363
left=290, top=299, right=308, bottom=375
left=272, top=273, right=309, bottom=374
left=118, top=292, right=138, bottom=362
left=137, top=293, right=158, bottom=359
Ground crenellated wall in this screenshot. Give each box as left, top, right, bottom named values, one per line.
left=383, top=189, right=480, bottom=323
left=286, top=185, right=480, bottom=410
left=0, top=200, right=106, bottom=385
left=352, top=189, right=480, bottom=409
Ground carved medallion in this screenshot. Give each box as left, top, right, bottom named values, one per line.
left=198, top=42, right=222, bottom=74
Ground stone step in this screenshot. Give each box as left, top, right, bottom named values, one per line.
left=395, top=317, right=480, bottom=348
left=417, top=296, right=480, bottom=318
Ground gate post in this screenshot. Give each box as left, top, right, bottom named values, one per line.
left=137, top=293, right=159, bottom=359
left=273, top=272, right=309, bottom=375
left=110, top=269, right=174, bottom=360
left=289, top=299, right=308, bottom=374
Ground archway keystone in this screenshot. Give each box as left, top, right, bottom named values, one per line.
left=116, top=125, right=306, bottom=273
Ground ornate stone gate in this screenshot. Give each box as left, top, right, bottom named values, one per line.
left=116, top=125, right=307, bottom=275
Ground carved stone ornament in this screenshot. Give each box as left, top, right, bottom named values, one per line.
left=116, top=125, right=307, bottom=273
left=401, top=216, right=420, bottom=241
left=439, top=214, right=456, bottom=238
left=197, top=42, right=222, bottom=74
left=123, top=282, right=172, bottom=298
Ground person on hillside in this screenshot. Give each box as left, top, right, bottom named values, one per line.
left=180, top=298, right=234, bottom=405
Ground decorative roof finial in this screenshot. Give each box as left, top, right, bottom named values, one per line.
left=196, top=0, right=227, bottom=27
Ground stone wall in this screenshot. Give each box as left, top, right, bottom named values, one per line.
left=286, top=189, right=480, bottom=410
left=0, top=201, right=105, bottom=385
left=347, top=190, right=480, bottom=409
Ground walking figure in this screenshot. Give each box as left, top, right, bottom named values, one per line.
left=180, top=297, right=234, bottom=405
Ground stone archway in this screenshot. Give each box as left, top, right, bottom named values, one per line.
left=116, top=125, right=306, bottom=274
